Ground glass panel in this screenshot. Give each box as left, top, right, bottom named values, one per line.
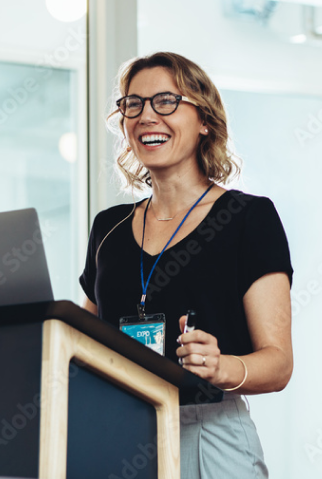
left=0, top=4, right=87, bottom=303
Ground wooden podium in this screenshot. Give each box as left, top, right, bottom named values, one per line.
left=0, top=301, right=223, bottom=479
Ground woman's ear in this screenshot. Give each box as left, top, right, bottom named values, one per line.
left=200, top=125, right=209, bottom=136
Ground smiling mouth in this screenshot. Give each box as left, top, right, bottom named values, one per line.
left=140, top=134, right=171, bottom=146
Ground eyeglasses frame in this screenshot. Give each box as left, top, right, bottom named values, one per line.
left=116, top=91, right=199, bottom=119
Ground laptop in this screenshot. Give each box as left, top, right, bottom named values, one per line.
left=0, top=208, right=54, bottom=306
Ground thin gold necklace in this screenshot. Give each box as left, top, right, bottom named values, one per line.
left=150, top=202, right=177, bottom=221
left=150, top=184, right=214, bottom=221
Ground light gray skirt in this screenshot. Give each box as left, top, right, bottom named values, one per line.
left=180, top=394, right=269, bottom=479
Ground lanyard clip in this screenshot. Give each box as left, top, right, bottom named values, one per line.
left=137, top=295, right=146, bottom=319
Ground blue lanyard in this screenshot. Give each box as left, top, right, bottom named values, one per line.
left=138, top=183, right=214, bottom=318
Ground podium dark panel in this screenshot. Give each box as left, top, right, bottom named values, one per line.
left=0, top=301, right=222, bottom=478
left=0, top=322, right=42, bottom=478
left=66, top=362, right=157, bottom=479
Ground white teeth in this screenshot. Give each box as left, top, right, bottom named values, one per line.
left=141, top=134, right=170, bottom=144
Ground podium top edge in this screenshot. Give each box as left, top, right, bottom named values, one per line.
left=0, top=300, right=223, bottom=404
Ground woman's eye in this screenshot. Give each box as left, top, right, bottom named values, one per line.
left=127, top=99, right=141, bottom=109
left=154, top=97, right=176, bottom=108
left=159, top=96, right=175, bottom=105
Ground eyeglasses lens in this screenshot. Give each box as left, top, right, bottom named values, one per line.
left=153, top=93, right=177, bottom=114
left=119, top=97, right=142, bottom=117
left=120, top=93, right=178, bottom=118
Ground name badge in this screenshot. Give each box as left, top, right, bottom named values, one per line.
left=119, top=313, right=166, bottom=356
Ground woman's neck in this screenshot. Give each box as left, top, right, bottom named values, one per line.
left=149, top=171, right=212, bottom=218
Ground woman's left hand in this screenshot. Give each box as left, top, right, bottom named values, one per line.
left=176, top=273, right=294, bottom=394
left=176, top=315, right=223, bottom=384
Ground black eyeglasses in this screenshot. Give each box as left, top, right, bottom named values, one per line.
left=116, top=91, right=198, bottom=118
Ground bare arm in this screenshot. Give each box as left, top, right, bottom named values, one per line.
left=82, top=296, right=98, bottom=316
left=176, top=272, right=293, bottom=394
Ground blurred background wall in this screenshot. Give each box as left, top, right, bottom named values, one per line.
left=1, top=1, right=322, bottom=477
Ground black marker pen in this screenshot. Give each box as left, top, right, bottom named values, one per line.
left=183, top=310, right=196, bottom=335
left=179, top=310, right=197, bottom=361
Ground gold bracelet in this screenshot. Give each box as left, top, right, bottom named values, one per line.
left=222, top=355, right=248, bottom=392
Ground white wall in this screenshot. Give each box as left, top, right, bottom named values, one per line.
left=138, top=1, right=322, bottom=478
left=138, top=0, right=322, bottom=92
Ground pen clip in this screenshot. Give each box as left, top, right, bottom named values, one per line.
left=182, top=310, right=196, bottom=338
left=185, top=309, right=196, bottom=330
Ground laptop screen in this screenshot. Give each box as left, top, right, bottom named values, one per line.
left=0, top=208, right=54, bottom=306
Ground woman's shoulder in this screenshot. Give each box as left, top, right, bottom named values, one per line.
left=219, top=189, right=275, bottom=212
left=95, top=202, right=135, bottom=220
left=90, top=203, right=133, bottom=234
left=91, top=199, right=148, bottom=232
left=217, top=189, right=285, bottom=234
left=226, top=188, right=272, bottom=203
left=224, top=190, right=288, bottom=244
left=225, top=189, right=277, bottom=214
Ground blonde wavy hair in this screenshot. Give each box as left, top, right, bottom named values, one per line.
left=107, top=52, right=240, bottom=191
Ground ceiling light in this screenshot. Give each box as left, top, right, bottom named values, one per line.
left=46, top=0, right=87, bottom=23
left=290, top=34, right=308, bottom=43
left=59, top=133, right=77, bottom=163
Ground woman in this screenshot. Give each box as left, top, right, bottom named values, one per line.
left=80, top=52, right=293, bottom=478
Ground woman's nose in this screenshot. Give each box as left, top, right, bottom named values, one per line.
left=139, top=99, right=159, bottom=124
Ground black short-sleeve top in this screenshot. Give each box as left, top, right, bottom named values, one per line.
left=80, top=190, right=293, bottom=363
